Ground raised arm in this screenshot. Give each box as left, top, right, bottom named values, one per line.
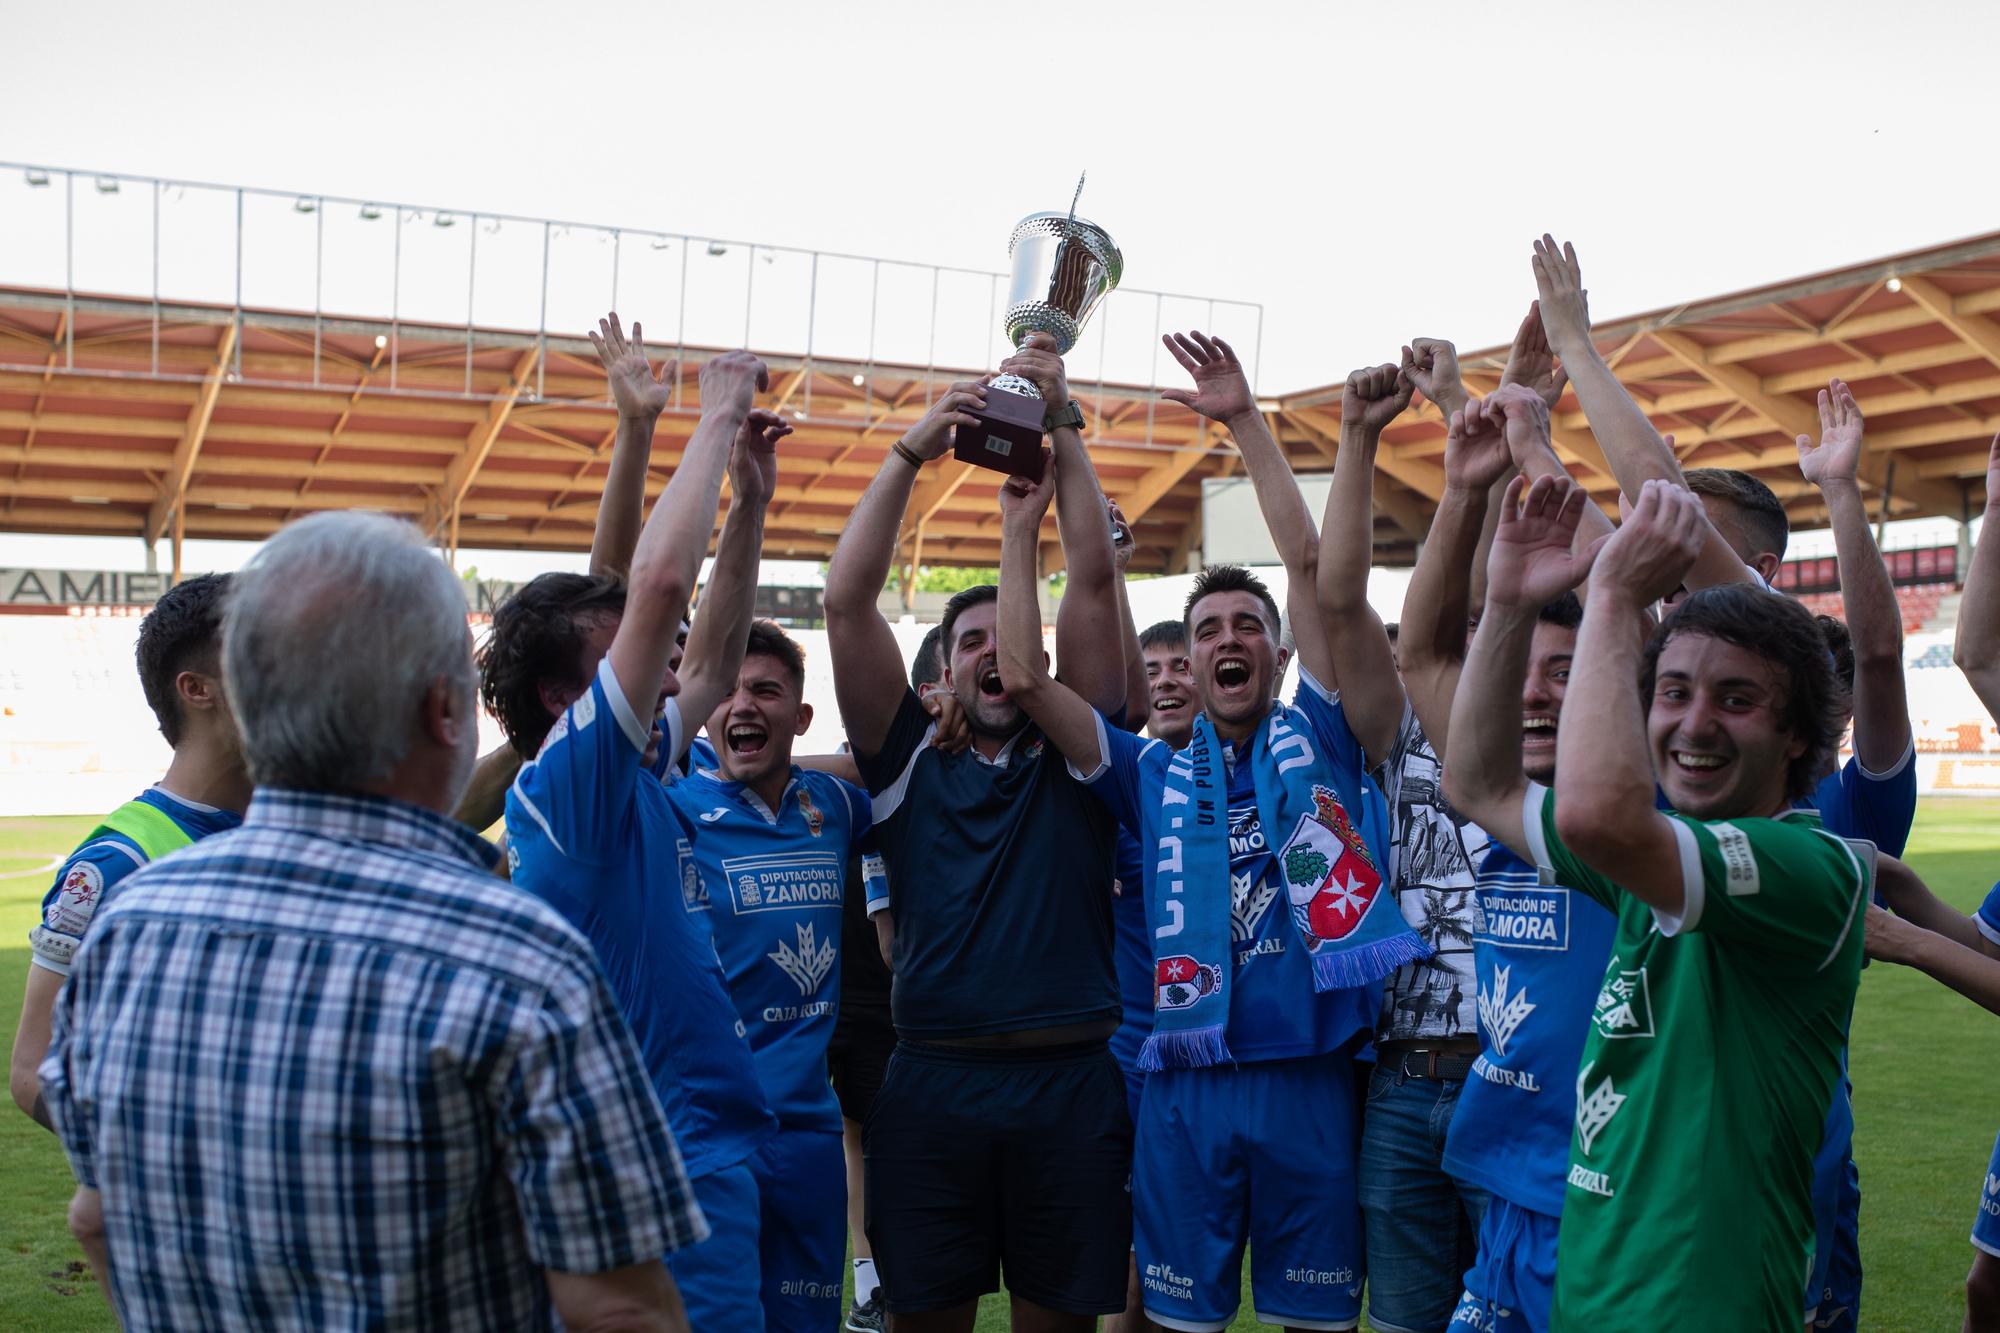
left=607, top=351, right=765, bottom=717
left=1110, top=501, right=1149, bottom=733
left=1533, top=236, right=1753, bottom=594
left=1163, top=330, right=1337, bottom=696
left=1549, top=481, right=1708, bottom=914
left=993, top=454, right=1106, bottom=775
left=1003, top=333, right=1124, bottom=713
left=1954, top=431, right=2000, bottom=724
left=1441, top=474, right=1600, bottom=854
left=1866, top=907, right=2000, bottom=1016
left=1399, top=393, right=1516, bottom=759
left=452, top=743, right=525, bottom=836
left=586, top=314, right=676, bottom=581
left=822, top=382, right=988, bottom=761
left=670, top=410, right=789, bottom=766
left=1313, top=364, right=1415, bottom=767
left=1873, top=853, right=1999, bottom=956
left=1796, top=377, right=1910, bottom=770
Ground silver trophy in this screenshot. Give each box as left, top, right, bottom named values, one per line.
left=955, top=180, right=1122, bottom=479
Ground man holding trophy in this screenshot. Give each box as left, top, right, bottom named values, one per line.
left=822, top=205, right=1134, bottom=1332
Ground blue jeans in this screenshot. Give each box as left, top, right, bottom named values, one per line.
left=1359, top=1063, right=1489, bottom=1333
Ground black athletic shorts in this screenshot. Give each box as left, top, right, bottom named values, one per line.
left=863, top=1038, right=1132, bottom=1316
left=828, top=1002, right=895, bottom=1124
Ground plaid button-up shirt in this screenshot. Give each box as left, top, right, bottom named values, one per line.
left=40, top=788, right=706, bottom=1330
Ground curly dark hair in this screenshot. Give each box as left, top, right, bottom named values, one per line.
left=137, top=573, right=232, bottom=746
left=478, top=572, right=627, bottom=758
left=1640, top=584, right=1848, bottom=800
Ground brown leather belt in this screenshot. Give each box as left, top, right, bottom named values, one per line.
left=1378, top=1043, right=1479, bottom=1081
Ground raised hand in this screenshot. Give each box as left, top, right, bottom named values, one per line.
left=1444, top=396, right=1513, bottom=493
left=923, top=690, right=973, bottom=754
left=1590, top=478, right=1706, bottom=604
left=589, top=312, right=676, bottom=418
left=998, top=450, right=1058, bottom=526
left=698, top=349, right=769, bottom=420
left=1530, top=235, right=1594, bottom=357
left=1795, top=377, right=1865, bottom=489
left=1489, top=382, right=1555, bottom=470
left=1486, top=473, right=1601, bottom=608
left=1500, top=301, right=1568, bottom=410
left=1000, top=331, right=1071, bottom=407
left=1108, top=499, right=1136, bottom=573
left=1159, top=331, right=1255, bottom=423
left=900, top=380, right=990, bottom=461
left=729, top=408, right=790, bottom=506
left=1343, top=362, right=1415, bottom=437
left=1400, top=338, right=1463, bottom=414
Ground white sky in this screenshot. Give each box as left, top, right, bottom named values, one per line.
left=4, top=0, right=1998, bottom=579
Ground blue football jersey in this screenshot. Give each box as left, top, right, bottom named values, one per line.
left=1083, top=669, right=1385, bottom=1063
left=1809, top=747, right=1916, bottom=857
left=1442, top=827, right=1620, bottom=1218
left=1980, top=883, right=2000, bottom=949
left=507, top=660, right=776, bottom=1179
left=1110, top=827, right=1154, bottom=1074
left=31, top=787, right=241, bottom=976
left=667, top=764, right=871, bottom=1132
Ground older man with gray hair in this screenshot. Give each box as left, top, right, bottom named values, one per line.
left=37, top=510, right=705, bottom=1332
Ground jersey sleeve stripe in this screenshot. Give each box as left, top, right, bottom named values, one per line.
left=508, top=776, right=568, bottom=858
left=1652, top=818, right=1704, bottom=937
left=1066, top=711, right=1112, bottom=784
left=1521, top=783, right=1554, bottom=875
left=1813, top=831, right=1872, bottom=974
left=1978, top=914, right=2000, bottom=949
left=869, top=723, right=936, bottom=825
left=1854, top=741, right=1915, bottom=782
left=598, top=659, right=654, bottom=755
left=1297, top=664, right=1337, bottom=704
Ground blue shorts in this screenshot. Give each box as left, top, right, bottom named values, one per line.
left=1449, top=1195, right=1557, bottom=1333
left=667, top=1161, right=765, bottom=1332
left=1135, top=1054, right=1362, bottom=1332
left=1974, top=1129, right=2000, bottom=1258
left=751, top=1128, right=846, bottom=1333
left=865, top=1040, right=1132, bottom=1316
left=1805, top=1075, right=1863, bottom=1328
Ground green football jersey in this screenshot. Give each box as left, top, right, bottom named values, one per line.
left=1523, top=790, right=1870, bottom=1330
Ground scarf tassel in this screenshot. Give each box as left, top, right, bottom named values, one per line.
left=1136, top=1024, right=1233, bottom=1072
left=1309, top=929, right=1434, bottom=992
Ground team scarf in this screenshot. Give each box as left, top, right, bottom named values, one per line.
left=1141, top=702, right=1430, bottom=1071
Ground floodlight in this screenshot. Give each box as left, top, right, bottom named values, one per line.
left=650, top=237, right=673, bottom=251
left=852, top=373, right=866, bottom=387
left=707, top=242, right=728, bottom=257
left=94, top=176, right=120, bottom=194
left=374, top=334, right=388, bottom=349
left=434, top=212, right=456, bottom=228
left=360, top=204, right=383, bottom=221
left=24, top=169, right=49, bottom=187
left=1886, top=276, right=1903, bottom=293
left=293, top=196, right=317, bottom=214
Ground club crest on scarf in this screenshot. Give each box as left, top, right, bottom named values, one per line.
left=1155, top=954, right=1224, bottom=1011
left=1278, top=785, right=1385, bottom=943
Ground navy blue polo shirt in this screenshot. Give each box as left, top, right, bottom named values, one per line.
left=856, top=689, right=1118, bottom=1041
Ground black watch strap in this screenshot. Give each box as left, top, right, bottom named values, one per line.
left=1044, top=400, right=1085, bottom=433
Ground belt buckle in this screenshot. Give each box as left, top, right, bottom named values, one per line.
left=1400, top=1048, right=1437, bottom=1080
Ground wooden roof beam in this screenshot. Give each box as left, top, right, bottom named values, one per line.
left=1650, top=328, right=1964, bottom=517
left=1116, top=421, right=1213, bottom=527
left=144, top=322, right=239, bottom=544
left=1898, top=276, right=2000, bottom=375
left=422, top=347, right=541, bottom=536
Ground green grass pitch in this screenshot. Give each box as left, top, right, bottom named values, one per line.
left=1, top=802, right=1994, bottom=1330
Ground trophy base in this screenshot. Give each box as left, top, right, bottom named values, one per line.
left=954, top=384, right=1048, bottom=481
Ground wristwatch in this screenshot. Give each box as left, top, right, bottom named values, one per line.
left=1044, top=399, right=1085, bottom=434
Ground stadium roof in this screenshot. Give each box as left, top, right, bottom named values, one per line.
left=3, top=225, right=1998, bottom=578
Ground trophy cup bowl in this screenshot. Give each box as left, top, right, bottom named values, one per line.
left=954, top=212, right=1123, bottom=481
